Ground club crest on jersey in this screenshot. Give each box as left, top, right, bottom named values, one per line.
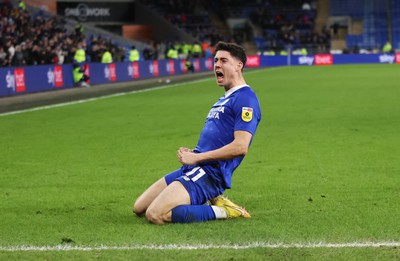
left=242, top=107, right=253, bottom=122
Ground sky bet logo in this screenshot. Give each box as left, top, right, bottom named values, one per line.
left=298, top=56, right=314, bottom=65
left=5, top=71, right=15, bottom=91
left=246, top=56, right=260, bottom=67
left=5, top=69, right=25, bottom=93
left=166, top=60, right=175, bottom=75
left=128, top=62, right=140, bottom=79
left=47, top=66, right=64, bottom=88
left=379, top=54, right=395, bottom=64
left=149, top=61, right=159, bottom=76
left=314, top=54, right=333, bottom=65
left=205, top=58, right=213, bottom=70
left=104, top=64, right=116, bottom=81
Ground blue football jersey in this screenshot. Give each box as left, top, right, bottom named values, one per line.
left=193, top=86, right=261, bottom=189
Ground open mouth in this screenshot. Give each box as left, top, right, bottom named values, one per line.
left=215, top=71, right=224, bottom=81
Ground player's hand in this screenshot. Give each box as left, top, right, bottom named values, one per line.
left=178, top=147, right=192, bottom=153
left=177, top=147, right=198, bottom=165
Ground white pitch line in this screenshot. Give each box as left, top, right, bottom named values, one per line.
left=1, top=242, right=400, bottom=252
left=0, top=67, right=286, bottom=118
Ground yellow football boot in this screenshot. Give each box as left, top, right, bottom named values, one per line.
left=211, top=195, right=251, bottom=218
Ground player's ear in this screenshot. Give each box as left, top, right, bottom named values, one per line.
left=237, top=61, right=243, bottom=72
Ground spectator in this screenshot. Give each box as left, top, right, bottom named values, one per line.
left=11, top=44, right=25, bottom=66
left=5, top=39, right=15, bottom=65
left=101, top=47, right=113, bottom=63
left=88, top=43, right=102, bottom=63
left=185, top=57, right=194, bottom=73
left=204, top=45, right=213, bottom=58
left=72, top=62, right=90, bottom=87
left=302, top=1, right=311, bottom=10
left=191, top=42, right=203, bottom=58
left=18, top=0, right=26, bottom=10
left=382, top=41, right=393, bottom=53
left=55, top=45, right=64, bottom=64
left=352, top=44, right=360, bottom=54
left=0, top=46, right=8, bottom=66
left=75, top=21, right=83, bottom=35
left=129, top=45, right=140, bottom=62
left=142, top=44, right=156, bottom=60
left=29, top=43, right=41, bottom=65
left=166, top=44, right=178, bottom=59
left=113, top=46, right=125, bottom=62
left=73, top=43, right=86, bottom=63
left=331, top=22, right=339, bottom=39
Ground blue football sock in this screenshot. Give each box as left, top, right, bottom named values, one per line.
left=171, top=205, right=216, bottom=223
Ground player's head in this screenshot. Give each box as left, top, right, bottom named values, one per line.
left=213, top=42, right=247, bottom=88
left=214, top=42, right=247, bottom=70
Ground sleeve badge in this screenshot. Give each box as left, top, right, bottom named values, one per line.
left=241, top=107, right=253, bottom=122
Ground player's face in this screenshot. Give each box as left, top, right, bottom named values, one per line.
left=214, top=50, right=242, bottom=88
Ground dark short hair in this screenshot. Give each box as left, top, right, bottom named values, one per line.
left=214, top=41, right=247, bottom=68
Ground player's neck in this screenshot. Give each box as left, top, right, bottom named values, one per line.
left=224, top=79, right=247, bottom=92
left=224, top=85, right=248, bottom=97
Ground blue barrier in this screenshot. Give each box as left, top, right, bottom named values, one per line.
left=0, top=55, right=398, bottom=97
left=0, top=64, right=74, bottom=97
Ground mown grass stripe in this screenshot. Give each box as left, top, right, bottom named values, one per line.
left=1, top=242, right=399, bottom=251
left=0, top=67, right=284, bottom=117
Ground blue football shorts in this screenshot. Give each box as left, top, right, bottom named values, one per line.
left=164, top=164, right=225, bottom=205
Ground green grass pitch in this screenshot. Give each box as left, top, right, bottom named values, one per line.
left=0, top=64, right=399, bottom=260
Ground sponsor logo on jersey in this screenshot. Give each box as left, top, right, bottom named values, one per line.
left=207, top=99, right=229, bottom=119
left=242, top=107, right=253, bottom=122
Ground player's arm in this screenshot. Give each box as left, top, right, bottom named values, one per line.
left=177, top=130, right=252, bottom=165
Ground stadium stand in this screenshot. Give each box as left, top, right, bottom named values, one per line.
left=391, top=0, right=400, bottom=50
left=1, top=0, right=398, bottom=68
left=0, top=0, right=147, bottom=67
left=0, top=0, right=72, bottom=66
left=138, top=0, right=233, bottom=56
left=330, top=0, right=398, bottom=53
left=141, top=0, right=219, bottom=43
left=235, top=0, right=329, bottom=55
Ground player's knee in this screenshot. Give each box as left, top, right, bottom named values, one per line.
left=145, top=208, right=164, bottom=224
left=133, top=200, right=145, bottom=217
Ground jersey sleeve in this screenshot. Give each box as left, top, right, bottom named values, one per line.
left=233, top=90, right=261, bottom=135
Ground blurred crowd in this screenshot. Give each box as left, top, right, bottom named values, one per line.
left=0, top=0, right=77, bottom=67
left=0, top=0, right=332, bottom=69
left=0, top=1, right=129, bottom=68
left=250, top=0, right=330, bottom=54
left=141, top=0, right=230, bottom=45
left=0, top=0, right=217, bottom=68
